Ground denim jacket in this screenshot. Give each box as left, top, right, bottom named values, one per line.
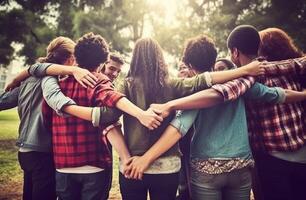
left=0, top=63, right=75, bottom=152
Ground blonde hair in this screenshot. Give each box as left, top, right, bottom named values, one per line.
left=37, top=36, right=76, bottom=64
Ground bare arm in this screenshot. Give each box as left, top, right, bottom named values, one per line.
left=106, top=127, right=131, bottom=163
left=125, top=125, right=182, bottom=180
left=151, top=88, right=223, bottom=118
left=63, top=105, right=93, bottom=121
left=210, top=61, right=264, bottom=84
left=5, top=69, right=30, bottom=91
left=284, top=89, right=306, bottom=103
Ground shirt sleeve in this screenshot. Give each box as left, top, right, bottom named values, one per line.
left=0, top=87, right=19, bottom=110
left=171, top=72, right=211, bottom=98
left=28, top=63, right=53, bottom=77
left=212, top=76, right=256, bottom=101
left=41, top=76, right=76, bottom=116
left=170, top=110, right=199, bottom=137
left=91, top=106, right=122, bottom=127
left=264, top=56, right=306, bottom=76
left=94, top=78, right=125, bottom=107
left=243, top=82, right=286, bottom=104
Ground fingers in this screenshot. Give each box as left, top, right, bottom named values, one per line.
left=84, top=74, right=97, bottom=86
left=87, top=72, right=98, bottom=82
left=78, top=81, right=88, bottom=88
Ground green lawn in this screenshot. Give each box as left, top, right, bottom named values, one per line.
left=0, top=108, right=23, bottom=199
left=0, top=109, right=121, bottom=200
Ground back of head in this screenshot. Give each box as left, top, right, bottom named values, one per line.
left=74, top=32, right=109, bottom=71
left=128, top=38, right=168, bottom=102
left=182, top=34, right=217, bottom=72
left=227, top=25, right=260, bottom=56
left=259, top=28, right=303, bottom=61
left=37, top=36, right=75, bottom=64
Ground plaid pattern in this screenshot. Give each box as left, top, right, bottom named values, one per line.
left=212, top=76, right=256, bottom=101
left=42, top=72, right=125, bottom=169
left=246, top=57, right=306, bottom=152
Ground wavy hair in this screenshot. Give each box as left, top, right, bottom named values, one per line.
left=37, top=36, right=75, bottom=64
left=127, top=38, right=168, bottom=102
left=259, top=28, right=303, bottom=61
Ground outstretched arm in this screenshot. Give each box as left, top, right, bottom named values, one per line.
left=283, top=89, right=306, bottom=103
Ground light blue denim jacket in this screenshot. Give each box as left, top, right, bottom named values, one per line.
left=171, top=82, right=285, bottom=160
left=0, top=63, right=75, bottom=152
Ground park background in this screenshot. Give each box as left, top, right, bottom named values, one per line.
left=0, top=0, right=306, bottom=199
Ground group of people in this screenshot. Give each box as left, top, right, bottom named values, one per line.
left=0, top=24, right=306, bottom=200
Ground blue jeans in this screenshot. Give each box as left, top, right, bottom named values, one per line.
left=191, top=167, right=251, bottom=200
left=56, top=170, right=110, bottom=200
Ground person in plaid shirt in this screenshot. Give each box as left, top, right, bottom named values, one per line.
left=225, top=25, right=306, bottom=200
left=42, top=32, right=162, bottom=200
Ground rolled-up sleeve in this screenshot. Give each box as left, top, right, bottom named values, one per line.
left=170, top=110, right=198, bottom=137
left=212, top=76, right=255, bottom=101
left=0, top=87, right=19, bottom=110
left=244, top=82, right=285, bottom=104
left=28, top=63, right=53, bottom=77
left=41, top=76, right=76, bottom=116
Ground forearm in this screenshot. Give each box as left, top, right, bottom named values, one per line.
left=46, top=64, right=78, bottom=76
left=63, top=105, right=93, bottom=121
left=142, top=125, right=182, bottom=164
left=115, top=97, right=143, bottom=119
left=106, top=127, right=130, bottom=162
left=167, top=88, right=223, bottom=110
left=284, top=89, right=306, bottom=103
left=210, top=67, right=248, bottom=84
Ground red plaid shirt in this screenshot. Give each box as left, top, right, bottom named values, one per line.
left=246, top=57, right=306, bottom=152
left=42, top=72, right=124, bottom=169
left=214, top=57, right=306, bottom=152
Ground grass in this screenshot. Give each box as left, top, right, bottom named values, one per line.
left=0, top=109, right=121, bottom=200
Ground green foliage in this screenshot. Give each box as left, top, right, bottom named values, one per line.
left=0, top=0, right=305, bottom=67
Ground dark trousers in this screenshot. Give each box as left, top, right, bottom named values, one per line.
left=56, top=170, right=110, bottom=200
left=18, top=151, right=56, bottom=200
left=254, top=151, right=306, bottom=200
left=119, top=172, right=179, bottom=200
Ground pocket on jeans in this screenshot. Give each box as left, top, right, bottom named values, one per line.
left=55, top=172, right=68, bottom=192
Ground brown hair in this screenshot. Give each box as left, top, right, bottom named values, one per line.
left=259, top=28, right=303, bottom=61
left=37, top=36, right=75, bottom=64
left=101, top=52, right=124, bottom=72
left=127, top=38, right=168, bottom=103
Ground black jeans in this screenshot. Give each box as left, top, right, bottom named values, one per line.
left=119, top=172, right=179, bottom=200
left=254, top=151, right=306, bottom=200
left=18, top=151, right=56, bottom=200
left=56, top=170, right=110, bottom=200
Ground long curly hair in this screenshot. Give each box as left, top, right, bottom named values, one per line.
left=37, top=36, right=75, bottom=64
left=259, top=28, right=303, bottom=61
left=127, top=38, right=168, bottom=103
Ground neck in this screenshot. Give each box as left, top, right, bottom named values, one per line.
left=239, top=54, right=257, bottom=66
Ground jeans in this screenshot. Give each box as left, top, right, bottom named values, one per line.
left=254, top=151, right=306, bottom=200
left=191, top=167, right=251, bottom=200
left=119, top=172, right=179, bottom=200
left=18, top=151, right=56, bottom=200
left=56, top=170, right=109, bottom=200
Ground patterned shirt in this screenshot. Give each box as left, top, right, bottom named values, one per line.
left=216, top=57, right=306, bottom=152
left=42, top=72, right=125, bottom=169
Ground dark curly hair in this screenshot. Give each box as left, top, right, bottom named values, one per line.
left=74, top=32, right=109, bottom=70
left=182, top=34, right=217, bottom=72
left=259, top=28, right=303, bottom=61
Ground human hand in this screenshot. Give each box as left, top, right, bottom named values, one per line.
left=242, top=60, right=265, bottom=76
left=137, top=108, right=163, bottom=130
left=123, top=156, right=150, bottom=180
left=72, top=67, right=98, bottom=88
left=150, top=102, right=172, bottom=118
left=5, top=79, right=20, bottom=92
